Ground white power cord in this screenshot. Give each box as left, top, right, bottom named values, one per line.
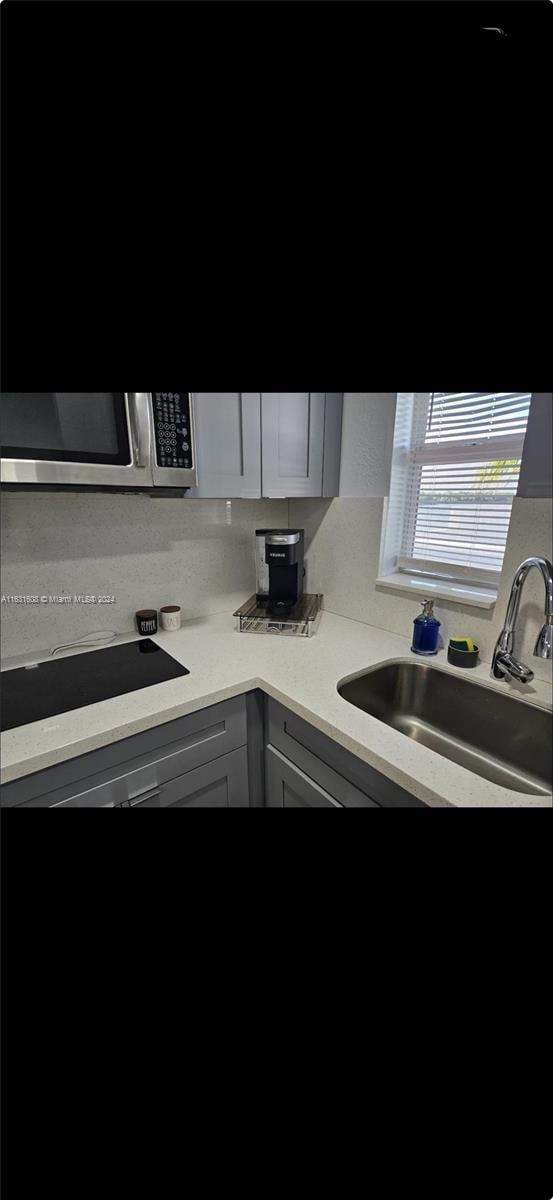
left=50, top=631, right=117, bottom=657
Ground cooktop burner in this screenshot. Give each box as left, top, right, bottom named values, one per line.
left=0, top=639, right=190, bottom=732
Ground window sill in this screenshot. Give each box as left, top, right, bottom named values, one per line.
left=376, top=572, right=498, bottom=610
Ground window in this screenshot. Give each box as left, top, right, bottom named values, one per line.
left=380, top=393, right=532, bottom=604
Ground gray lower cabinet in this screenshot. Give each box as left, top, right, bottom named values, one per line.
left=2, top=690, right=424, bottom=809
left=159, top=748, right=249, bottom=808
left=265, top=698, right=426, bottom=808
left=189, top=392, right=343, bottom=499
left=2, top=695, right=253, bottom=808
left=266, top=746, right=344, bottom=808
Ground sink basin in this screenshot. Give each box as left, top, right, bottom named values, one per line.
left=338, top=661, right=553, bottom=796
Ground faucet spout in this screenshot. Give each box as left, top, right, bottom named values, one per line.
left=492, top=556, right=553, bottom=682
left=535, top=618, right=553, bottom=660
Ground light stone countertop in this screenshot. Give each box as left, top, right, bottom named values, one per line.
left=1, top=609, right=552, bottom=807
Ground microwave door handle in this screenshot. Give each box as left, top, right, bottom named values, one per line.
left=127, top=393, right=152, bottom=468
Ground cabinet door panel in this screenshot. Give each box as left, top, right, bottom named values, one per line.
left=266, top=746, right=343, bottom=808
left=261, top=393, right=326, bottom=497
left=157, top=748, right=249, bottom=807
left=191, top=393, right=261, bottom=498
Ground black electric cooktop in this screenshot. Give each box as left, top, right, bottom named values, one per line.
left=0, top=640, right=190, bottom=732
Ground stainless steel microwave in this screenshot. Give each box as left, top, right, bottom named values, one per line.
left=0, top=393, right=197, bottom=491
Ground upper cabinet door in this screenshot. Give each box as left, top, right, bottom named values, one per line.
left=191, top=393, right=262, bottom=498
left=261, top=393, right=327, bottom=498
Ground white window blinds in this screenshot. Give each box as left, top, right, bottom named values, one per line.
left=397, top=393, right=531, bottom=582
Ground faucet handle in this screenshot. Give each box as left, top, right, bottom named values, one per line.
left=495, top=652, right=534, bottom=684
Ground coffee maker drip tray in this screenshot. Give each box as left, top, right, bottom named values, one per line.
left=234, top=594, right=323, bottom=638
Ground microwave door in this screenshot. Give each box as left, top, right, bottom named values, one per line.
left=0, top=393, right=154, bottom=488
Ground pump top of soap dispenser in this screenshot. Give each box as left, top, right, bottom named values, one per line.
left=421, top=599, right=435, bottom=616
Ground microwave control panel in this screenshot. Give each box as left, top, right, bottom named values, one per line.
left=152, top=393, right=193, bottom=470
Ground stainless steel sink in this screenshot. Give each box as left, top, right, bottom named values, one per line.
left=338, top=662, right=553, bottom=796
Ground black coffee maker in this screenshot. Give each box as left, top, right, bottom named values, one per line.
left=263, top=530, right=305, bottom=614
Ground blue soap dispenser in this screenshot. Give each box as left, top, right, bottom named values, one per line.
left=411, top=599, right=441, bottom=656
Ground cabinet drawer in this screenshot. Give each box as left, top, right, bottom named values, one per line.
left=53, top=748, right=250, bottom=809
left=266, top=698, right=425, bottom=808
left=2, top=695, right=248, bottom=808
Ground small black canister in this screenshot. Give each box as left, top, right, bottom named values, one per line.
left=447, top=644, right=479, bottom=668
left=136, top=609, right=158, bottom=637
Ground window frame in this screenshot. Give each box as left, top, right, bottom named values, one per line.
left=378, top=392, right=531, bottom=606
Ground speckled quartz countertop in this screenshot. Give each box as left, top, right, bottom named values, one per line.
left=1, top=609, right=552, bottom=807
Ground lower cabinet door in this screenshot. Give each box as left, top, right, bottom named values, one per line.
left=266, top=746, right=343, bottom=809
left=147, top=748, right=250, bottom=808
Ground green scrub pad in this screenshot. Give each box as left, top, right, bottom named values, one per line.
left=450, top=637, right=476, bottom=653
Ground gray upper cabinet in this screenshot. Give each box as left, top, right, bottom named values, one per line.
left=191, top=392, right=343, bottom=499
left=262, top=392, right=325, bottom=498
left=261, top=393, right=343, bottom=498
left=190, top=393, right=262, bottom=498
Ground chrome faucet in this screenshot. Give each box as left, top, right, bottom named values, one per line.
left=492, top=557, right=553, bottom=683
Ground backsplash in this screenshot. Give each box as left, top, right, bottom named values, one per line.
left=3, top=483, right=551, bottom=685
left=291, top=496, right=553, bottom=684
left=0, top=494, right=288, bottom=658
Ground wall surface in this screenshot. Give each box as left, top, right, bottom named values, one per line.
left=340, top=394, right=397, bottom=497
left=518, top=394, right=553, bottom=498
left=291, top=495, right=553, bottom=683
left=0, top=495, right=287, bottom=658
